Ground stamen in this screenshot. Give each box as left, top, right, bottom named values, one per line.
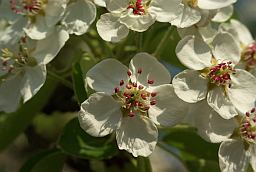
left=240, top=108, right=256, bottom=143
left=147, top=79, right=154, bottom=85
left=242, top=42, right=256, bottom=70
left=120, top=80, right=124, bottom=86
left=127, top=0, right=145, bottom=15
left=113, top=67, right=157, bottom=118
left=208, top=61, right=235, bottom=87
left=127, top=70, right=132, bottom=77
left=10, top=0, right=42, bottom=16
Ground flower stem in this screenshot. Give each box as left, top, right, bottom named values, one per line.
left=137, top=32, right=143, bottom=52
left=48, top=71, right=73, bottom=90
left=153, top=26, right=174, bottom=58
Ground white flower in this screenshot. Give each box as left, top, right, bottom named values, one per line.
left=220, top=19, right=256, bottom=77
left=0, top=28, right=68, bottom=113
left=0, top=0, right=68, bottom=40
left=96, top=0, right=182, bottom=42
left=170, top=0, right=236, bottom=28
left=61, top=0, right=96, bottom=36
left=172, top=32, right=256, bottom=119
left=78, top=53, right=189, bottom=157
left=0, top=0, right=96, bottom=39
left=186, top=101, right=256, bottom=172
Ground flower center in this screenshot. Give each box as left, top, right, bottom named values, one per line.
left=241, top=42, right=256, bottom=70
left=127, top=0, right=146, bottom=15
left=0, top=37, right=37, bottom=83
left=113, top=68, right=157, bottom=117
left=207, top=61, right=236, bottom=88
left=10, top=0, right=43, bottom=16
left=240, top=108, right=256, bottom=143
left=183, top=0, right=198, bottom=8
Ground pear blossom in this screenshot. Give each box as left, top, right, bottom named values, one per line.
left=170, top=0, right=236, bottom=28
left=78, top=53, right=189, bottom=157
left=187, top=101, right=256, bottom=172
left=96, top=0, right=183, bottom=42
left=220, top=19, right=256, bottom=76
left=172, top=32, right=256, bottom=119
left=0, top=0, right=96, bottom=40
left=0, top=28, right=68, bottom=113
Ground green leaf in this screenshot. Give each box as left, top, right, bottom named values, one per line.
left=0, top=78, right=58, bottom=151
left=20, top=149, right=65, bottom=172
left=72, top=58, right=87, bottom=104
left=136, top=157, right=152, bottom=172
left=58, top=118, right=118, bottom=160
left=162, top=126, right=219, bottom=161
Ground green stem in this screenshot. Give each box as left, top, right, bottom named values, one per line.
left=48, top=71, right=73, bottom=90
left=137, top=32, right=143, bottom=52
left=153, top=26, right=174, bottom=58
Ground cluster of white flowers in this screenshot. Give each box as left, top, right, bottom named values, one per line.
left=1, top=0, right=255, bottom=171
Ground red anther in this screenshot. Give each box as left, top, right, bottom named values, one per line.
left=141, top=93, right=147, bottom=100
left=127, top=70, right=132, bottom=77
left=138, top=85, right=144, bottom=90
left=134, top=100, right=139, bottom=106
left=132, top=82, right=137, bottom=87
left=151, top=92, right=157, bottom=97
left=128, top=111, right=135, bottom=117
left=144, top=106, right=150, bottom=110
left=246, top=112, right=250, bottom=117
left=126, top=84, right=132, bottom=89
left=137, top=68, right=142, bottom=74
left=138, top=102, right=143, bottom=107
left=150, top=100, right=157, bottom=105
left=243, top=122, right=250, bottom=128
left=251, top=108, right=255, bottom=113
left=114, top=87, right=119, bottom=93
left=120, top=80, right=124, bottom=86
left=147, top=79, right=154, bottom=84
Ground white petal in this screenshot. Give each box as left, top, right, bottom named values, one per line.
left=212, top=5, right=233, bottom=23
left=207, top=86, right=237, bottom=119
left=228, top=69, right=256, bottom=115
left=44, top=0, right=67, bottom=27
left=0, top=17, right=27, bottom=47
left=172, top=70, right=208, bottom=103
left=170, top=4, right=201, bottom=28
left=178, top=24, right=218, bottom=44
left=94, top=0, right=106, bottom=7
left=129, top=53, right=171, bottom=87
left=24, top=15, right=52, bottom=40
left=32, top=27, right=69, bottom=64
left=86, top=59, right=129, bottom=95
left=119, top=10, right=156, bottom=32
left=116, top=115, right=158, bottom=157
left=197, top=0, right=237, bottom=10
left=219, top=140, right=249, bottom=172
left=212, top=32, right=240, bottom=65
left=176, top=36, right=212, bottom=70
left=230, top=19, right=254, bottom=46
left=189, top=100, right=237, bottom=143
left=148, top=0, right=183, bottom=22
left=20, top=65, right=46, bottom=103
left=250, top=145, right=256, bottom=172
left=78, top=92, right=122, bottom=137
left=0, top=75, right=22, bottom=113
left=96, top=13, right=129, bottom=42
left=106, top=0, right=129, bottom=12
left=148, top=84, right=189, bottom=127
left=61, top=0, right=96, bottom=35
